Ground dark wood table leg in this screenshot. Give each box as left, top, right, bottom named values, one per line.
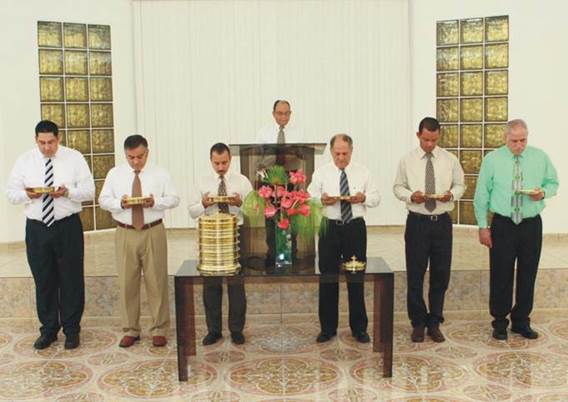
left=373, top=277, right=382, bottom=353
left=380, top=274, right=394, bottom=377
left=175, top=277, right=196, bottom=381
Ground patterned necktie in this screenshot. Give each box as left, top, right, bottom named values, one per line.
left=511, top=155, right=523, bottom=224
left=217, top=175, right=229, bottom=214
left=425, top=152, right=436, bottom=212
left=276, top=125, right=286, bottom=165
left=41, top=158, right=55, bottom=227
left=340, top=168, right=353, bottom=223
left=277, top=125, right=285, bottom=144
left=131, top=170, right=144, bottom=229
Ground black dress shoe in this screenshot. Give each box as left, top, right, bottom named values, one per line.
left=492, top=328, right=508, bottom=340
left=202, top=332, right=222, bottom=346
left=316, top=332, right=336, bottom=343
left=64, top=334, right=80, bottom=349
left=427, top=325, right=445, bottom=343
left=511, top=326, right=538, bottom=339
left=33, top=334, right=57, bottom=350
left=353, top=331, right=370, bottom=343
left=411, top=325, right=425, bottom=343
left=231, top=332, right=245, bottom=345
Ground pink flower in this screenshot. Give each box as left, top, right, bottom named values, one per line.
left=277, top=218, right=290, bottom=230
left=287, top=207, right=298, bottom=216
left=291, top=190, right=310, bottom=203
left=264, top=205, right=277, bottom=218
left=258, top=185, right=273, bottom=199
left=298, top=203, right=310, bottom=216
left=289, top=169, right=306, bottom=185
left=281, top=194, right=294, bottom=209
left=276, top=186, right=287, bottom=198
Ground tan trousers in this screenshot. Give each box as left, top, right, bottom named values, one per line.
left=115, top=223, right=169, bottom=337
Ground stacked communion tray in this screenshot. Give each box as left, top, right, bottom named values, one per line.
left=197, top=213, right=240, bottom=274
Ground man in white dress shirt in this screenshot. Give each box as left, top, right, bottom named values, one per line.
left=99, top=135, right=179, bottom=348
left=308, top=134, right=380, bottom=343
left=393, top=117, right=465, bottom=343
left=6, top=120, right=95, bottom=350
left=188, top=143, right=253, bottom=345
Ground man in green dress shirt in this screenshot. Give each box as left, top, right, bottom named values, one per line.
left=474, top=119, right=559, bottom=340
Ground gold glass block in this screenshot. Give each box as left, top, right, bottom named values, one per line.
left=485, top=44, right=508, bottom=69
left=65, top=78, right=89, bottom=102
left=436, top=20, right=459, bottom=45
left=459, top=201, right=477, bottom=225
left=64, top=51, right=88, bottom=75
left=437, top=99, right=458, bottom=122
left=463, top=176, right=478, bottom=200
left=39, top=49, right=63, bottom=74
left=88, top=25, right=111, bottom=50
left=80, top=207, right=94, bottom=231
left=461, top=18, right=483, bottom=43
left=437, top=47, right=459, bottom=71
left=460, top=98, right=483, bottom=122
left=92, top=129, right=114, bottom=153
left=460, top=150, right=482, bottom=174
left=93, top=155, right=115, bottom=180
left=461, top=124, right=483, bottom=148
left=485, top=70, right=508, bottom=95
left=486, top=16, right=509, bottom=42
left=485, top=124, right=507, bottom=148
left=67, top=104, right=90, bottom=128
left=95, top=207, right=115, bottom=229
left=449, top=206, right=458, bottom=223
left=38, top=21, right=62, bottom=48
left=460, top=45, right=483, bottom=70
left=90, top=78, right=113, bottom=101
left=485, top=97, right=508, bottom=121
left=95, top=180, right=105, bottom=201
left=460, top=72, right=483, bottom=96
left=40, top=77, right=64, bottom=102
left=63, top=23, right=87, bottom=48
left=437, top=73, right=459, bottom=97
left=439, top=125, right=458, bottom=148
left=66, top=130, right=91, bottom=154
left=91, top=104, right=114, bottom=127
left=84, top=154, right=92, bottom=172
left=89, top=52, right=112, bottom=76
left=41, top=104, right=65, bottom=128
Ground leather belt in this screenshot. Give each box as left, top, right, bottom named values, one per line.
left=115, top=219, right=162, bottom=230
left=327, top=217, right=364, bottom=226
left=408, top=211, right=448, bottom=222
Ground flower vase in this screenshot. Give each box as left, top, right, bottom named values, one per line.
left=274, top=225, right=292, bottom=268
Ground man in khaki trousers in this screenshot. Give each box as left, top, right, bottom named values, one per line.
left=99, top=135, right=179, bottom=347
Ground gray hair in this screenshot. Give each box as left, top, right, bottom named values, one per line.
left=506, top=119, right=528, bottom=135
left=330, top=133, right=353, bottom=148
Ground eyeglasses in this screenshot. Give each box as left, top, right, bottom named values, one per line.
left=274, top=111, right=291, bottom=117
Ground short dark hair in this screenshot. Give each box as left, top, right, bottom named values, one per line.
left=330, top=133, right=353, bottom=148
left=272, top=99, right=291, bottom=111
left=35, top=120, right=59, bottom=137
left=124, top=134, right=148, bottom=150
left=418, top=117, right=440, bottom=133
left=210, top=142, right=231, bottom=158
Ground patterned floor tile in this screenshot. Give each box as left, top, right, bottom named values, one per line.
left=446, top=321, right=547, bottom=350
left=462, top=383, right=513, bottom=401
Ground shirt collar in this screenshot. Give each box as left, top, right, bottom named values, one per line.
left=504, top=146, right=525, bottom=159
left=419, top=146, right=439, bottom=159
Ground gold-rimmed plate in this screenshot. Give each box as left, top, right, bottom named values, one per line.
left=208, top=195, right=235, bottom=204
left=124, top=196, right=151, bottom=206
left=517, top=189, right=540, bottom=196
left=27, top=186, right=55, bottom=194
left=425, top=193, right=446, bottom=200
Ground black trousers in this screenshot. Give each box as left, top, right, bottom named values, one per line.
left=25, top=213, right=85, bottom=336
left=405, top=212, right=452, bottom=328
left=318, top=218, right=368, bottom=334
left=490, top=213, right=542, bottom=330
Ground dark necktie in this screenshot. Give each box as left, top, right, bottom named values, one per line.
left=218, top=175, right=229, bottom=214
left=42, top=158, right=55, bottom=227
left=340, top=168, right=353, bottom=223
left=425, top=153, right=436, bottom=212
left=131, top=170, right=144, bottom=229
left=277, top=125, right=285, bottom=144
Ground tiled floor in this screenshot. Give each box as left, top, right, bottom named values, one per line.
left=0, top=310, right=568, bottom=401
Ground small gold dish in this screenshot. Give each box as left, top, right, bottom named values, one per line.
left=517, top=189, right=540, bottom=196
left=28, top=186, right=55, bottom=194
left=208, top=195, right=234, bottom=204
left=424, top=193, right=446, bottom=200
left=342, top=256, right=366, bottom=272
left=329, top=195, right=351, bottom=201
left=124, top=196, right=151, bottom=206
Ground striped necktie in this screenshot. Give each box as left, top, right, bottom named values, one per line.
left=425, top=152, right=436, bottom=212
left=42, top=158, right=55, bottom=227
left=511, top=155, right=523, bottom=224
left=340, top=168, right=353, bottom=223
left=218, top=175, right=229, bottom=214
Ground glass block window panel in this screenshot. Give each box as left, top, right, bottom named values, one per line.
left=436, top=15, right=509, bottom=225
left=463, top=176, right=477, bottom=200
left=38, top=21, right=115, bottom=231
left=449, top=206, right=458, bottom=223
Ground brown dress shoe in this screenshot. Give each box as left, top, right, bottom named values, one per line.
left=427, top=325, right=445, bottom=343
left=411, top=325, right=425, bottom=342
left=119, top=335, right=140, bottom=348
left=152, top=336, right=167, bottom=347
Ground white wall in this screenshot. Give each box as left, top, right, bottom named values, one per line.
left=410, top=0, right=567, bottom=233
left=132, top=0, right=413, bottom=229
left=0, top=0, right=137, bottom=242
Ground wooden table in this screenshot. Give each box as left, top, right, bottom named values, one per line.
left=174, top=256, right=394, bottom=381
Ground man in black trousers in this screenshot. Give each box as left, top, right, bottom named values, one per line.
left=6, top=120, right=95, bottom=349
left=308, top=134, right=380, bottom=343
left=393, top=117, right=465, bottom=343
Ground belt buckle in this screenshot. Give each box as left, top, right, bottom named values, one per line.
left=429, top=215, right=439, bottom=222
left=336, top=219, right=345, bottom=226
